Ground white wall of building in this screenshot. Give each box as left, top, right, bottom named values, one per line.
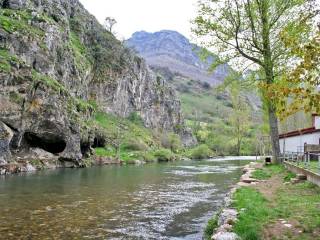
left=315, top=116, right=320, bottom=129
left=280, top=132, right=320, bottom=153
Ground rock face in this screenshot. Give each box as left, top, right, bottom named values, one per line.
left=0, top=0, right=195, bottom=167
left=126, top=30, right=229, bottom=85
left=0, top=121, right=13, bottom=163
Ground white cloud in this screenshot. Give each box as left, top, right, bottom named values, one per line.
left=79, top=0, right=198, bottom=40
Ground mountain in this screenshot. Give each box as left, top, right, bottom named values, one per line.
left=127, top=30, right=262, bottom=122
left=126, top=30, right=229, bottom=85
left=0, top=0, right=195, bottom=170
left=127, top=30, right=263, bottom=155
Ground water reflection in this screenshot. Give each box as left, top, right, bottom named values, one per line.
left=0, top=159, right=250, bottom=239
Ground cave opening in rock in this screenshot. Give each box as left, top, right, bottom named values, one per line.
left=80, top=141, right=91, bottom=156
left=24, top=132, right=66, bottom=154
left=92, top=136, right=106, bottom=148
left=2, top=0, right=9, bottom=8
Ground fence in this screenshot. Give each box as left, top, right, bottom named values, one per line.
left=282, top=151, right=320, bottom=175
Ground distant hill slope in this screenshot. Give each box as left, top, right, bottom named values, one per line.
left=126, top=30, right=228, bottom=85
left=127, top=31, right=261, bottom=122
left=127, top=30, right=263, bottom=155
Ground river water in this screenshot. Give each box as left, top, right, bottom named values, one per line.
left=0, top=158, right=252, bottom=240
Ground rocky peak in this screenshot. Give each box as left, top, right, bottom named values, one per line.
left=126, top=30, right=229, bottom=85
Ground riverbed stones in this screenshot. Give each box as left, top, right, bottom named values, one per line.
left=20, top=163, right=36, bottom=172
left=240, top=162, right=264, bottom=184
left=0, top=168, right=6, bottom=175
left=211, top=163, right=263, bottom=240
left=218, top=208, right=238, bottom=226
left=94, top=156, right=121, bottom=165
left=212, top=232, right=240, bottom=240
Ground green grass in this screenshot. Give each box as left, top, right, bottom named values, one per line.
left=32, top=70, right=67, bottom=93
left=94, top=112, right=156, bottom=146
left=94, top=146, right=161, bottom=163
left=0, top=48, right=24, bottom=72
left=179, top=92, right=232, bottom=123
left=0, top=9, right=45, bottom=37
left=274, top=182, right=320, bottom=237
left=74, top=98, right=96, bottom=113
left=204, top=215, right=218, bottom=240
left=251, top=164, right=285, bottom=180
left=0, top=48, right=12, bottom=72
left=309, top=161, right=320, bottom=174
left=95, top=147, right=115, bottom=157
left=69, top=32, right=92, bottom=72
left=231, top=165, right=320, bottom=240
left=283, top=172, right=296, bottom=182
left=288, top=160, right=320, bottom=174
left=92, top=112, right=174, bottom=163
left=251, top=169, right=272, bottom=180
left=232, top=187, right=272, bottom=240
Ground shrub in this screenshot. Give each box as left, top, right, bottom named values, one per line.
left=127, top=111, right=144, bottom=125
left=95, top=147, right=113, bottom=157
left=161, top=133, right=182, bottom=153
left=140, top=152, right=157, bottom=162
left=154, top=149, right=174, bottom=162
left=190, top=144, right=213, bottom=159
left=122, top=139, right=148, bottom=151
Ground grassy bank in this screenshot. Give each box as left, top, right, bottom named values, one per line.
left=231, top=165, right=320, bottom=240
left=91, top=112, right=216, bottom=164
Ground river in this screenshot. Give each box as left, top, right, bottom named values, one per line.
left=0, top=158, right=253, bottom=240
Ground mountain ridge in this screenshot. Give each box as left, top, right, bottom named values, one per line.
left=126, top=30, right=229, bottom=85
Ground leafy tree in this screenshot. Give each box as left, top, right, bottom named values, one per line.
left=193, top=0, right=316, bottom=162
left=263, top=30, right=320, bottom=118
left=161, top=133, right=182, bottom=153
left=229, top=82, right=252, bottom=156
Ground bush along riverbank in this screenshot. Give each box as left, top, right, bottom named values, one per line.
left=0, top=112, right=214, bottom=175
left=205, top=162, right=320, bottom=240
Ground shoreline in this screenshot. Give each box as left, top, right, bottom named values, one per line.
left=207, top=161, right=320, bottom=240
left=0, top=155, right=259, bottom=176
left=208, top=161, right=262, bottom=240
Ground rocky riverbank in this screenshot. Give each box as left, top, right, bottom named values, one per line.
left=209, top=162, right=320, bottom=240
left=210, top=162, right=264, bottom=240
left=0, top=152, right=122, bottom=175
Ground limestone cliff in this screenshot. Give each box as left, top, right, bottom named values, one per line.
left=0, top=0, right=196, bottom=168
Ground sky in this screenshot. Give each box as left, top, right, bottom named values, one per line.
left=79, top=0, right=198, bottom=40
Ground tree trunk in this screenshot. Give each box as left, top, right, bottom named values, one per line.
left=259, top=0, right=281, bottom=163
left=237, top=139, right=241, bottom=156
left=267, top=102, right=281, bottom=163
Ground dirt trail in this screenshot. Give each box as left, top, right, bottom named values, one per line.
left=249, top=166, right=304, bottom=240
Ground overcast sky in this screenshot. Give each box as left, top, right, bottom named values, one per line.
left=79, top=0, right=198, bottom=40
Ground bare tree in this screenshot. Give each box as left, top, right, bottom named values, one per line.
left=104, top=17, right=117, bottom=33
